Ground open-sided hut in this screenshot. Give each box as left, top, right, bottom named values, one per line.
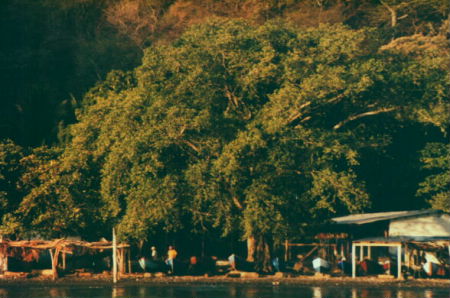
left=332, top=209, right=450, bottom=279
left=0, top=239, right=130, bottom=279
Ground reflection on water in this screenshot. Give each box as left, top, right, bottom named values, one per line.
left=0, top=284, right=448, bottom=298
left=312, top=286, right=322, bottom=298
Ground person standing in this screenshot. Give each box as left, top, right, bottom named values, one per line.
left=151, top=246, right=158, bottom=260
left=166, top=246, right=178, bottom=274
left=228, top=253, right=236, bottom=271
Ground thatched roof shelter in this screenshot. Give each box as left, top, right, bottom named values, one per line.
left=0, top=239, right=130, bottom=279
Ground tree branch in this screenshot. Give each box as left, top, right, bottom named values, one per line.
left=182, top=139, right=200, bottom=153
left=333, top=107, right=397, bottom=130
left=225, top=85, right=240, bottom=108
left=380, top=0, right=397, bottom=27
left=287, top=101, right=311, bottom=124
left=232, top=196, right=244, bottom=210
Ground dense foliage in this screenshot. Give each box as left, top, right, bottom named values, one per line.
left=0, top=0, right=448, bottom=267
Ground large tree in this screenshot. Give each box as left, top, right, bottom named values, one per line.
left=61, top=19, right=421, bottom=268
left=3, top=18, right=448, bottom=268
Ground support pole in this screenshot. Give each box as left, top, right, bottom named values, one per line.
left=397, top=244, right=402, bottom=279
left=367, top=246, right=371, bottom=260
left=404, top=245, right=409, bottom=269
left=128, top=248, right=132, bottom=274
left=360, top=245, right=364, bottom=260
left=120, top=248, right=125, bottom=274
left=49, top=248, right=60, bottom=280
left=284, top=240, right=289, bottom=262
left=352, top=243, right=356, bottom=278
left=117, top=248, right=122, bottom=274
left=49, top=249, right=54, bottom=277
left=113, top=228, right=117, bottom=283
left=448, top=245, right=450, bottom=274
left=0, top=249, right=8, bottom=272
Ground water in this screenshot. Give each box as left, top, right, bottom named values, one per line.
left=0, top=284, right=448, bottom=298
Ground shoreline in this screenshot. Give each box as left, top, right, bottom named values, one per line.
left=0, top=274, right=448, bottom=288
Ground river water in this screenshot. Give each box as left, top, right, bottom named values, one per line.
left=0, top=284, right=448, bottom=298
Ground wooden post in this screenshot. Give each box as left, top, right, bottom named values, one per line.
left=113, top=228, right=117, bottom=283
left=284, top=240, right=289, bottom=262
left=0, top=248, right=8, bottom=272
left=49, top=249, right=53, bottom=276
left=397, top=244, right=402, bottom=279
left=120, top=248, right=125, bottom=274
left=62, top=252, right=66, bottom=270
left=117, top=248, right=122, bottom=274
left=360, top=245, right=364, bottom=260
left=128, top=248, right=132, bottom=274
left=448, top=245, right=450, bottom=273
left=367, top=246, right=371, bottom=260
left=352, top=243, right=356, bottom=278
left=49, top=248, right=60, bottom=280
left=3, top=254, right=7, bottom=272
left=404, top=245, right=409, bottom=269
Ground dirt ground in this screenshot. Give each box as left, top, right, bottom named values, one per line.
left=0, top=273, right=448, bottom=288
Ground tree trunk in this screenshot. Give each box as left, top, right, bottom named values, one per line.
left=246, top=236, right=255, bottom=263
left=138, top=240, right=144, bottom=256
left=247, top=235, right=273, bottom=272
left=255, top=235, right=272, bottom=272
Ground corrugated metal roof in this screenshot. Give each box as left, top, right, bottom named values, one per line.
left=353, top=236, right=450, bottom=243
left=331, top=209, right=441, bottom=225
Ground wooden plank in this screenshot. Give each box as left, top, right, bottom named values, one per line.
left=353, top=242, right=402, bottom=247
left=302, top=246, right=318, bottom=261
left=287, top=243, right=337, bottom=247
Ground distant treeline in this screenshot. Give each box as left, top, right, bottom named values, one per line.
left=0, top=0, right=448, bottom=271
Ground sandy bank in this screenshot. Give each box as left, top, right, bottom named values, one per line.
left=0, top=273, right=448, bottom=288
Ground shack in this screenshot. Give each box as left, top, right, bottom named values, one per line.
left=332, top=209, right=450, bottom=279
left=0, top=239, right=130, bottom=279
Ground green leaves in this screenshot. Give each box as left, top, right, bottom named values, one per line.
left=59, top=20, right=424, bottom=243
left=417, top=143, right=450, bottom=212
left=1, top=18, right=448, bottom=258
left=0, top=140, right=24, bottom=217
left=66, top=20, right=380, bottom=243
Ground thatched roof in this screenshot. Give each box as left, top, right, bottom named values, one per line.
left=0, top=239, right=129, bottom=252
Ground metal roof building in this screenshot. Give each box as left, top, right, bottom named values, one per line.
left=331, top=210, right=450, bottom=279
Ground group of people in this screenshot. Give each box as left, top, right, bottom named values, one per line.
left=139, top=247, right=290, bottom=276
left=141, top=246, right=226, bottom=275
left=139, top=245, right=178, bottom=274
